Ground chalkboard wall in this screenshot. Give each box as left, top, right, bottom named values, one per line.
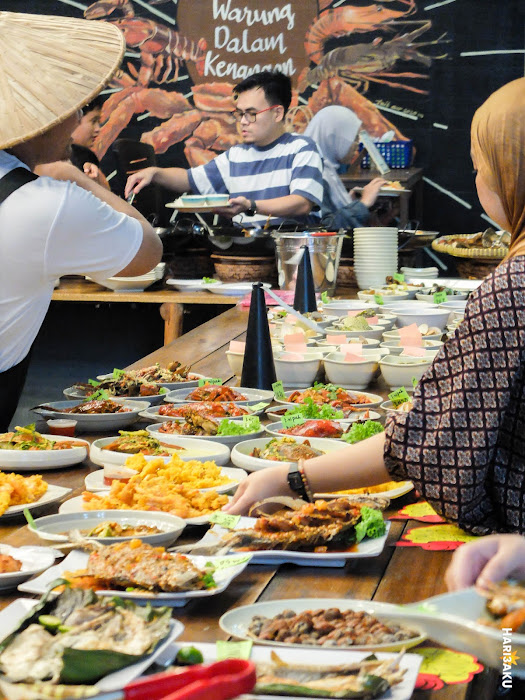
left=4, top=0, right=524, bottom=234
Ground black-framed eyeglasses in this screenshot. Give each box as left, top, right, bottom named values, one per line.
left=231, top=105, right=279, bottom=123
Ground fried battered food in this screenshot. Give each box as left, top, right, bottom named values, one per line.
left=158, top=402, right=249, bottom=418
left=85, top=540, right=212, bottom=592
left=0, top=553, right=22, bottom=573
left=158, top=412, right=219, bottom=436
left=82, top=455, right=228, bottom=518
left=481, top=581, right=525, bottom=632
left=0, top=472, right=48, bottom=515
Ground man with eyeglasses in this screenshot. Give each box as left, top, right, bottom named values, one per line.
left=125, top=71, right=324, bottom=227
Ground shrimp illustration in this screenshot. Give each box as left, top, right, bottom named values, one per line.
left=300, top=22, right=449, bottom=95
left=304, top=0, right=417, bottom=63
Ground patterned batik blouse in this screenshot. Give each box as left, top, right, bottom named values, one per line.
left=384, top=257, right=525, bottom=535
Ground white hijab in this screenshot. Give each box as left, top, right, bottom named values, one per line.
left=304, top=106, right=362, bottom=209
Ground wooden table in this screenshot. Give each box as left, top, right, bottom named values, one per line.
left=52, top=278, right=237, bottom=346
left=0, top=305, right=500, bottom=699
left=341, top=167, right=424, bottom=228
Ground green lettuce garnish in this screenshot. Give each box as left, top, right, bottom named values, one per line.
left=341, top=420, right=384, bottom=444
left=355, top=506, right=386, bottom=543
left=284, top=398, right=343, bottom=420
left=216, top=419, right=260, bottom=436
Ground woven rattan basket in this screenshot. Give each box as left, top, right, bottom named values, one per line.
left=432, top=233, right=507, bottom=260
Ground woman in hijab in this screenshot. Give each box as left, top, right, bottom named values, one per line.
left=304, top=105, right=387, bottom=228
left=226, top=77, right=525, bottom=537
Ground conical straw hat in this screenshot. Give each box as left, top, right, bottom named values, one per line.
left=0, top=12, right=125, bottom=149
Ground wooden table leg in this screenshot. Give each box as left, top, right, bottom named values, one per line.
left=160, top=303, right=184, bottom=345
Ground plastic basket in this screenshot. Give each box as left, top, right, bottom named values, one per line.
left=359, top=140, right=413, bottom=169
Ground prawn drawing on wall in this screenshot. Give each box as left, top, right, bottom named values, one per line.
left=86, top=0, right=449, bottom=165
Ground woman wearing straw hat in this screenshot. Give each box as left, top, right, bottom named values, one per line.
left=225, top=77, right=525, bottom=537
left=0, top=12, right=162, bottom=431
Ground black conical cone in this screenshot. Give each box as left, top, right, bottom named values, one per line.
left=240, top=283, right=277, bottom=390
left=293, top=245, right=317, bottom=313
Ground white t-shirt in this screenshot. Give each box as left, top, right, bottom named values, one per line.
left=0, top=151, right=143, bottom=372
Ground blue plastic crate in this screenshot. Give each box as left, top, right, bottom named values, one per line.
left=359, top=140, right=413, bottom=169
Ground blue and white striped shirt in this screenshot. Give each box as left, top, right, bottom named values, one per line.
left=188, top=133, right=323, bottom=227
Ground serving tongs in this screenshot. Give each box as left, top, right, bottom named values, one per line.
left=89, top=658, right=255, bottom=700
left=265, top=287, right=327, bottom=336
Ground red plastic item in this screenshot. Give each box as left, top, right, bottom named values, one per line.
left=93, top=659, right=256, bottom=700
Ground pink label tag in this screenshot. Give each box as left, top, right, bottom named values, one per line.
left=284, top=333, right=306, bottom=348
left=327, top=334, right=346, bottom=344
left=339, top=343, right=363, bottom=356
left=367, top=316, right=379, bottom=325
left=229, top=340, right=246, bottom=353
left=398, top=323, right=423, bottom=347
left=344, top=352, right=365, bottom=363
left=401, top=345, right=427, bottom=357
left=284, top=344, right=309, bottom=354
left=347, top=310, right=360, bottom=317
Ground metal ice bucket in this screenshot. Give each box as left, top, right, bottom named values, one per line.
left=272, top=232, right=344, bottom=294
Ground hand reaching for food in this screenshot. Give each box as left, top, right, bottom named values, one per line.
left=355, top=178, right=389, bottom=208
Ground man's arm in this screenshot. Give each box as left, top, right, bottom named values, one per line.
left=218, top=193, right=313, bottom=218
left=124, top=166, right=190, bottom=199
left=36, top=161, right=162, bottom=276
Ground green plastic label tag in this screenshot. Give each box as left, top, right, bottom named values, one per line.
left=412, top=376, right=419, bottom=389
left=281, top=414, right=306, bottom=429
left=389, top=387, right=411, bottom=407
left=198, top=378, right=223, bottom=386
left=207, top=555, right=251, bottom=570
left=216, top=640, right=252, bottom=661
left=321, top=291, right=330, bottom=304
left=272, top=380, right=286, bottom=399
left=433, top=291, right=447, bottom=304
left=374, top=294, right=384, bottom=305
left=393, top=273, right=405, bottom=283
left=242, top=414, right=261, bottom=431
left=248, top=402, right=269, bottom=413
left=208, top=512, right=241, bottom=529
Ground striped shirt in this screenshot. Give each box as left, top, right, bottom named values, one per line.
left=187, top=132, right=323, bottom=227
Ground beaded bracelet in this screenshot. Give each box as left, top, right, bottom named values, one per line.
left=297, top=459, right=314, bottom=502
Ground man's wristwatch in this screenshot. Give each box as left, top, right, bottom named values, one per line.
left=287, top=463, right=309, bottom=501
left=245, top=199, right=257, bottom=216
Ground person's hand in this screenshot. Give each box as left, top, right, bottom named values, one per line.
left=125, top=167, right=158, bottom=199
left=445, top=534, right=525, bottom=591
left=222, top=463, right=292, bottom=515
left=212, top=196, right=251, bottom=218
left=359, top=178, right=388, bottom=208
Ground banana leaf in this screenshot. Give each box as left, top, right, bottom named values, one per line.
left=255, top=674, right=390, bottom=698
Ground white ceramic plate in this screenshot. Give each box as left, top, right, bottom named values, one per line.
left=0, top=545, right=57, bottom=590
left=403, top=277, right=483, bottom=292
left=138, top=402, right=266, bottom=423
left=231, top=437, right=348, bottom=472
left=276, top=389, right=384, bottom=409
left=96, top=372, right=205, bottom=391
left=29, top=509, right=186, bottom=547
left=166, top=198, right=229, bottom=212
left=264, top=420, right=351, bottom=440
left=32, top=399, right=148, bottom=432
left=164, top=387, right=274, bottom=405
left=63, top=385, right=166, bottom=405
left=192, top=516, right=391, bottom=567
left=1, top=484, right=72, bottom=518
left=265, top=408, right=382, bottom=423
left=90, top=435, right=231, bottom=467
left=57, top=495, right=231, bottom=526
left=220, top=598, right=427, bottom=652
left=315, top=480, right=414, bottom=500
left=400, top=588, right=525, bottom=673
left=84, top=466, right=247, bottom=495
left=20, top=550, right=251, bottom=607
left=171, top=641, right=422, bottom=700
left=166, top=278, right=222, bottom=292
left=0, top=598, right=184, bottom=689
left=0, top=436, right=88, bottom=470
left=146, top=422, right=265, bottom=446
left=206, top=282, right=271, bottom=297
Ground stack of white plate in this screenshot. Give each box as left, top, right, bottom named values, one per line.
left=401, top=266, right=439, bottom=280
left=353, top=227, right=398, bottom=289
left=89, top=263, right=165, bottom=292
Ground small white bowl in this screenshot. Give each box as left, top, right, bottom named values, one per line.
left=274, top=352, right=324, bottom=388
left=357, top=291, right=410, bottom=304
left=390, top=308, right=451, bottom=330
left=416, top=291, right=468, bottom=302
left=322, top=301, right=378, bottom=315
left=226, top=351, right=244, bottom=377
left=316, top=337, right=380, bottom=350
left=380, top=339, right=444, bottom=356
left=323, top=351, right=385, bottom=390
left=205, top=194, right=230, bottom=206
left=380, top=399, right=414, bottom=416
left=379, top=355, right=433, bottom=389
left=323, top=325, right=386, bottom=341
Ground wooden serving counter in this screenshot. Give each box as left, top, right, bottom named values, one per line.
left=0, top=305, right=500, bottom=699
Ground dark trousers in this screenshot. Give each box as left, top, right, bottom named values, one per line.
left=0, top=352, right=31, bottom=432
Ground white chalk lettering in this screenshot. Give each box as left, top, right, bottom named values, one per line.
left=214, top=26, right=286, bottom=53
left=213, top=0, right=295, bottom=30
left=204, top=50, right=296, bottom=79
